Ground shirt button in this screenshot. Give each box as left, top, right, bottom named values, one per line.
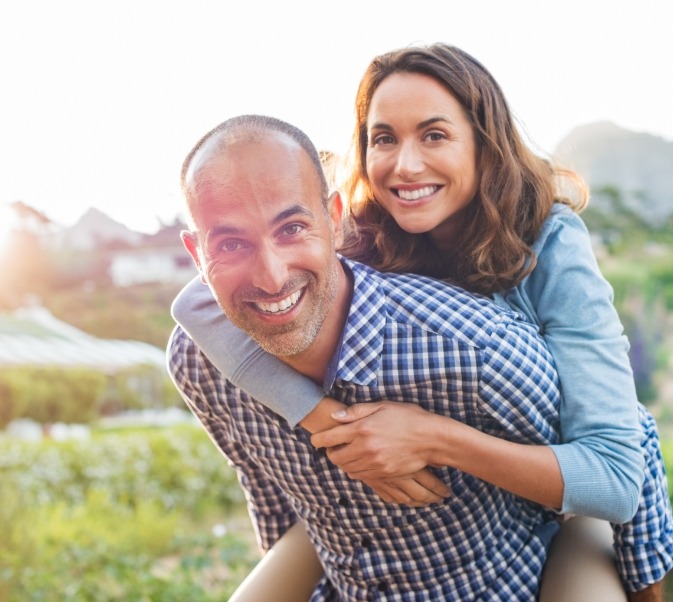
left=376, top=581, right=388, bottom=591
left=337, top=495, right=349, bottom=507
left=360, top=537, right=371, bottom=548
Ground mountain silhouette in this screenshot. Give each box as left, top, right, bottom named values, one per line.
left=554, top=121, right=673, bottom=224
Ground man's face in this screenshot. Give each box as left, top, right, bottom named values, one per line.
left=183, top=132, right=344, bottom=359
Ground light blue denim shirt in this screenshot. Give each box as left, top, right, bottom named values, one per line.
left=171, top=204, right=643, bottom=522
left=492, top=204, right=643, bottom=520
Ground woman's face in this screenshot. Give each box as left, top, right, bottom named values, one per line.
left=365, top=72, right=479, bottom=246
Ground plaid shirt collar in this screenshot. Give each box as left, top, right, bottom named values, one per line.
left=325, top=257, right=385, bottom=388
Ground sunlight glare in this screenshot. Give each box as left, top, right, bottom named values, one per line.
left=0, top=203, right=16, bottom=257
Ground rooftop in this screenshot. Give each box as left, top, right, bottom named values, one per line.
left=0, top=306, right=167, bottom=373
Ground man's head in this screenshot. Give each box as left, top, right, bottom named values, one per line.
left=181, top=115, right=347, bottom=362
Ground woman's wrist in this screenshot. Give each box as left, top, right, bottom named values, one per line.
left=299, top=397, right=346, bottom=434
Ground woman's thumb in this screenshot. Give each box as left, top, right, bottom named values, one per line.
left=331, top=402, right=381, bottom=422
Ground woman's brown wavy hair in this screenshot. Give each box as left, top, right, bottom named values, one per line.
left=339, top=43, right=588, bottom=295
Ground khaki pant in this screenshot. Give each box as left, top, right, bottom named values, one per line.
left=229, top=516, right=626, bottom=602
left=539, top=516, right=626, bottom=602
left=228, top=522, right=323, bottom=602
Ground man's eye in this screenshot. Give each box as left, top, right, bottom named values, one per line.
left=281, top=223, right=305, bottom=237
left=220, top=240, right=245, bottom=252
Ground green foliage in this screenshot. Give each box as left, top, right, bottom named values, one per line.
left=662, top=439, right=673, bottom=505
left=665, top=440, right=673, bottom=598
left=0, top=425, right=255, bottom=601
left=648, top=259, right=673, bottom=312
left=585, top=189, right=673, bottom=406
left=0, top=365, right=182, bottom=426
left=0, top=367, right=105, bottom=426
left=99, top=365, right=182, bottom=415
left=1, top=423, right=672, bottom=599
left=0, top=425, right=245, bottom=513
left=46, top=282, right=183, bottom=348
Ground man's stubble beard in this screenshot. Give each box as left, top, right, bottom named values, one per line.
left=221, top=263, right=340, bottom=359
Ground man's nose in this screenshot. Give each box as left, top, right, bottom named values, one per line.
left=250, top=242, right=290, bottom=294
left=395, top=140, right=424, bottom=178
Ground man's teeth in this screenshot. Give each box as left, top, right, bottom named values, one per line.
left=397, top=185, right=438, bottom=201
left=256, top=290, right=302, bottom=314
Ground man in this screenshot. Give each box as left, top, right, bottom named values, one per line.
left=168, top=114, right=568, bottom=600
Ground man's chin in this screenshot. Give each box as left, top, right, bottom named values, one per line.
left=248, top=329, right=307, bottom=357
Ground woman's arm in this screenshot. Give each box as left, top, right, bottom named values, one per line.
left=171, top=277, right=450, bottom=505
left=313, top=401, right=565, bottom=509
left=172, top=277, right=325, bottom=426
left=312, top=213, right=644, bottom=523
left=515, top=209, right=643, bottom=520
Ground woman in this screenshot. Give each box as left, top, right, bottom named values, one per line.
left=173, top=43, right=672, bottom=600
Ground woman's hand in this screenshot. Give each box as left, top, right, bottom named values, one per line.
left=311, top=402, right=452, bottom=506
left=311, top=402, right=435, bottom=479
left=312, top=400, right=564, bottom=510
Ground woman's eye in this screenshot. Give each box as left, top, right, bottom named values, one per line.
left=425, top=131, right=447, bottom=142
left=371, top=133, right=395, bottom=146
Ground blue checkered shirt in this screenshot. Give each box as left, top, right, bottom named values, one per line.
left=168, top=258, right=563, bottom=600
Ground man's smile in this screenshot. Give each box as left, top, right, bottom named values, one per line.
left=253, top=289, right=303, bottom=314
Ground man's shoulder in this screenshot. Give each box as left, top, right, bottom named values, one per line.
left=346, top=257, right=484, bottom=302
left=167, top=323, right=193, bottom=354
left=166, top=324, right=204, bottom=377
left=344, top=258, right=525, bottom=342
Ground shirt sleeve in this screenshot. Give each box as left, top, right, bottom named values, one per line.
left=170, top=277, right=324, bottom=426
left=167, top=325, right=299, bottom=551
left=523, top=210, right=643, bottom=523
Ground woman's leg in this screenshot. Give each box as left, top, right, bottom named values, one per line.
left=539, top=516, right=627, bottom=602
left=228, top=521, right=324, bottom=602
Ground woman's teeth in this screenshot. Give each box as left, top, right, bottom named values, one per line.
left=397, top=185, right=438, bottom=200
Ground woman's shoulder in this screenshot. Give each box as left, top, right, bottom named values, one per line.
left=532, top=203, right=591, bottom=257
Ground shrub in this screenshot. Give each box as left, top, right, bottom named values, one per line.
left=0, top=367, right=105, bottom=425
left=0, top=365, right=181, bottom=425
left=0, top=424, right=255, bottom=601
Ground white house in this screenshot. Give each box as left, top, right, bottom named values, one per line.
left=109, top=246, right=196, bottom=287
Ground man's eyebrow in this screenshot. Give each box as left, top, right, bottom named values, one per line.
left=206, top=205, right=315, bottom=239
left=207, top=224, right=241, bottom=238
left=271, top=204, right=315, bottom=226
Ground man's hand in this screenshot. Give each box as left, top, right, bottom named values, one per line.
left=361, top=469, right=451, bottom=506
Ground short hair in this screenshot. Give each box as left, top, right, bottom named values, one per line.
left=181, top=114, right=329, bottom=204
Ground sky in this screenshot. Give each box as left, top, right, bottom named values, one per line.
left=1, top=0, right=671, bottom=235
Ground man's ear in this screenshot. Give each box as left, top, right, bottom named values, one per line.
left=181, top=230, right=207, bottom=284
left=327, top=191, right=345, bottom=248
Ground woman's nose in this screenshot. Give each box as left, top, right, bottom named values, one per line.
left=395, top=141, right=424, bottom=178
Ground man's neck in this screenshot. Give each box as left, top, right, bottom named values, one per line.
left=280, top=263, right=353, bottom=385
